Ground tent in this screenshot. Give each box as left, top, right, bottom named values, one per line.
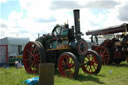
left=0, top=37, right=29, bottom=65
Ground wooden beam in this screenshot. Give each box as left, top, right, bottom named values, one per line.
left=86, top=23, right=128, bottom=35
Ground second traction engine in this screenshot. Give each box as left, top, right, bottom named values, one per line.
left=86, top=23, right=128, bottom=64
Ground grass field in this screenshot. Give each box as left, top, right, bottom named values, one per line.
left=0, top=62, right=128, bottom=85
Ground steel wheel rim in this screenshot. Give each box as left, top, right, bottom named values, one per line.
left=23, top=41, right=40, bottom=74
left=82, top=53, right=99, bottom=74
left=58, top=54, right=76, bottom=77
left=95, top=46, right=110, bottom=64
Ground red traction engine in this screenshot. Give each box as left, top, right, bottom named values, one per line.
left=23, top=9, right=102, bottom=78
left=86, top=23, right=128, bottom=65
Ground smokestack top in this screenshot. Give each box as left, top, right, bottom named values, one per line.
left=73, top=9, right=80, bottom=11
left=73, top=9, right=81, bottom=39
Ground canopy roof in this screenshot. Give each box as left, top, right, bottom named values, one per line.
left=0, top=37, right=29, bottom=45
left=86, top=23, right=128, bottom=35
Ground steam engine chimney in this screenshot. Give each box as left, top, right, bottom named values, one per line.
left=73, top=9, right=81, bottom=39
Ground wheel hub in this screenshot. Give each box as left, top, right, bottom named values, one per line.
left=88, top=61, right=94, bottom=65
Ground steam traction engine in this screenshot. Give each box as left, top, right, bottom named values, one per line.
left=86, top=23, right=128, bottom=64
left=23, top=9, right=102, bottom=78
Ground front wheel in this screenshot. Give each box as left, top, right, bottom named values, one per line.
left=58, top=52, right=79, bottom=78
left=81, top=50, right=102, bottom=74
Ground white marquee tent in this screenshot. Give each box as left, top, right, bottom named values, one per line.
left=0, top=37, right=29, bottom=65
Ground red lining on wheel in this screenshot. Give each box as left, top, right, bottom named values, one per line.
left=23, top=42, right=40, bottom=74
left=95, top=46, right=110, bottom=64
left=58, top=54, right=75, bottom=77
left=82, top=52, right=98, bottom=74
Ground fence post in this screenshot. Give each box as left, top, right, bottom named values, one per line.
left=39, top=63, right=54, bottom=85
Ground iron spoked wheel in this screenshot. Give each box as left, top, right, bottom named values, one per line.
left=76, top=38, right=88, bottom=56
left=58, top=52, right=79, bottom=78
left=23, top=41, right=41, bottom=74
left=82, top=50, right=102, bottom=74
left=95, top=46, right=110, bottom=64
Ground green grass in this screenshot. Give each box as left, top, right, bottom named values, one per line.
left=0, top=62, right=128, bottom=85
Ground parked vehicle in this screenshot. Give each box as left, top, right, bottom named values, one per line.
left=23, top=9, right=102, bottom=78
left=86, top=23, right=128, bottom=64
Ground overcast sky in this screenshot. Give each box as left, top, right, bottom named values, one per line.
left=0, top=0, right=128, bottom=40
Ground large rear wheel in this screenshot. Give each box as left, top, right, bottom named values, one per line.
left=23, top=41, right=43, bottom=74
left=58, top=52, right=79, bottom=78
left=82, top=50, right=102, bottom=74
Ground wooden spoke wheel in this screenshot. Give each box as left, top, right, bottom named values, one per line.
left=23, top=41, right=42, bottom=74
left=58, top=52, right=79, bottom=78
left=95, top=46, right=110, bottom=64
left=81, top=50, right=102, bottom=74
